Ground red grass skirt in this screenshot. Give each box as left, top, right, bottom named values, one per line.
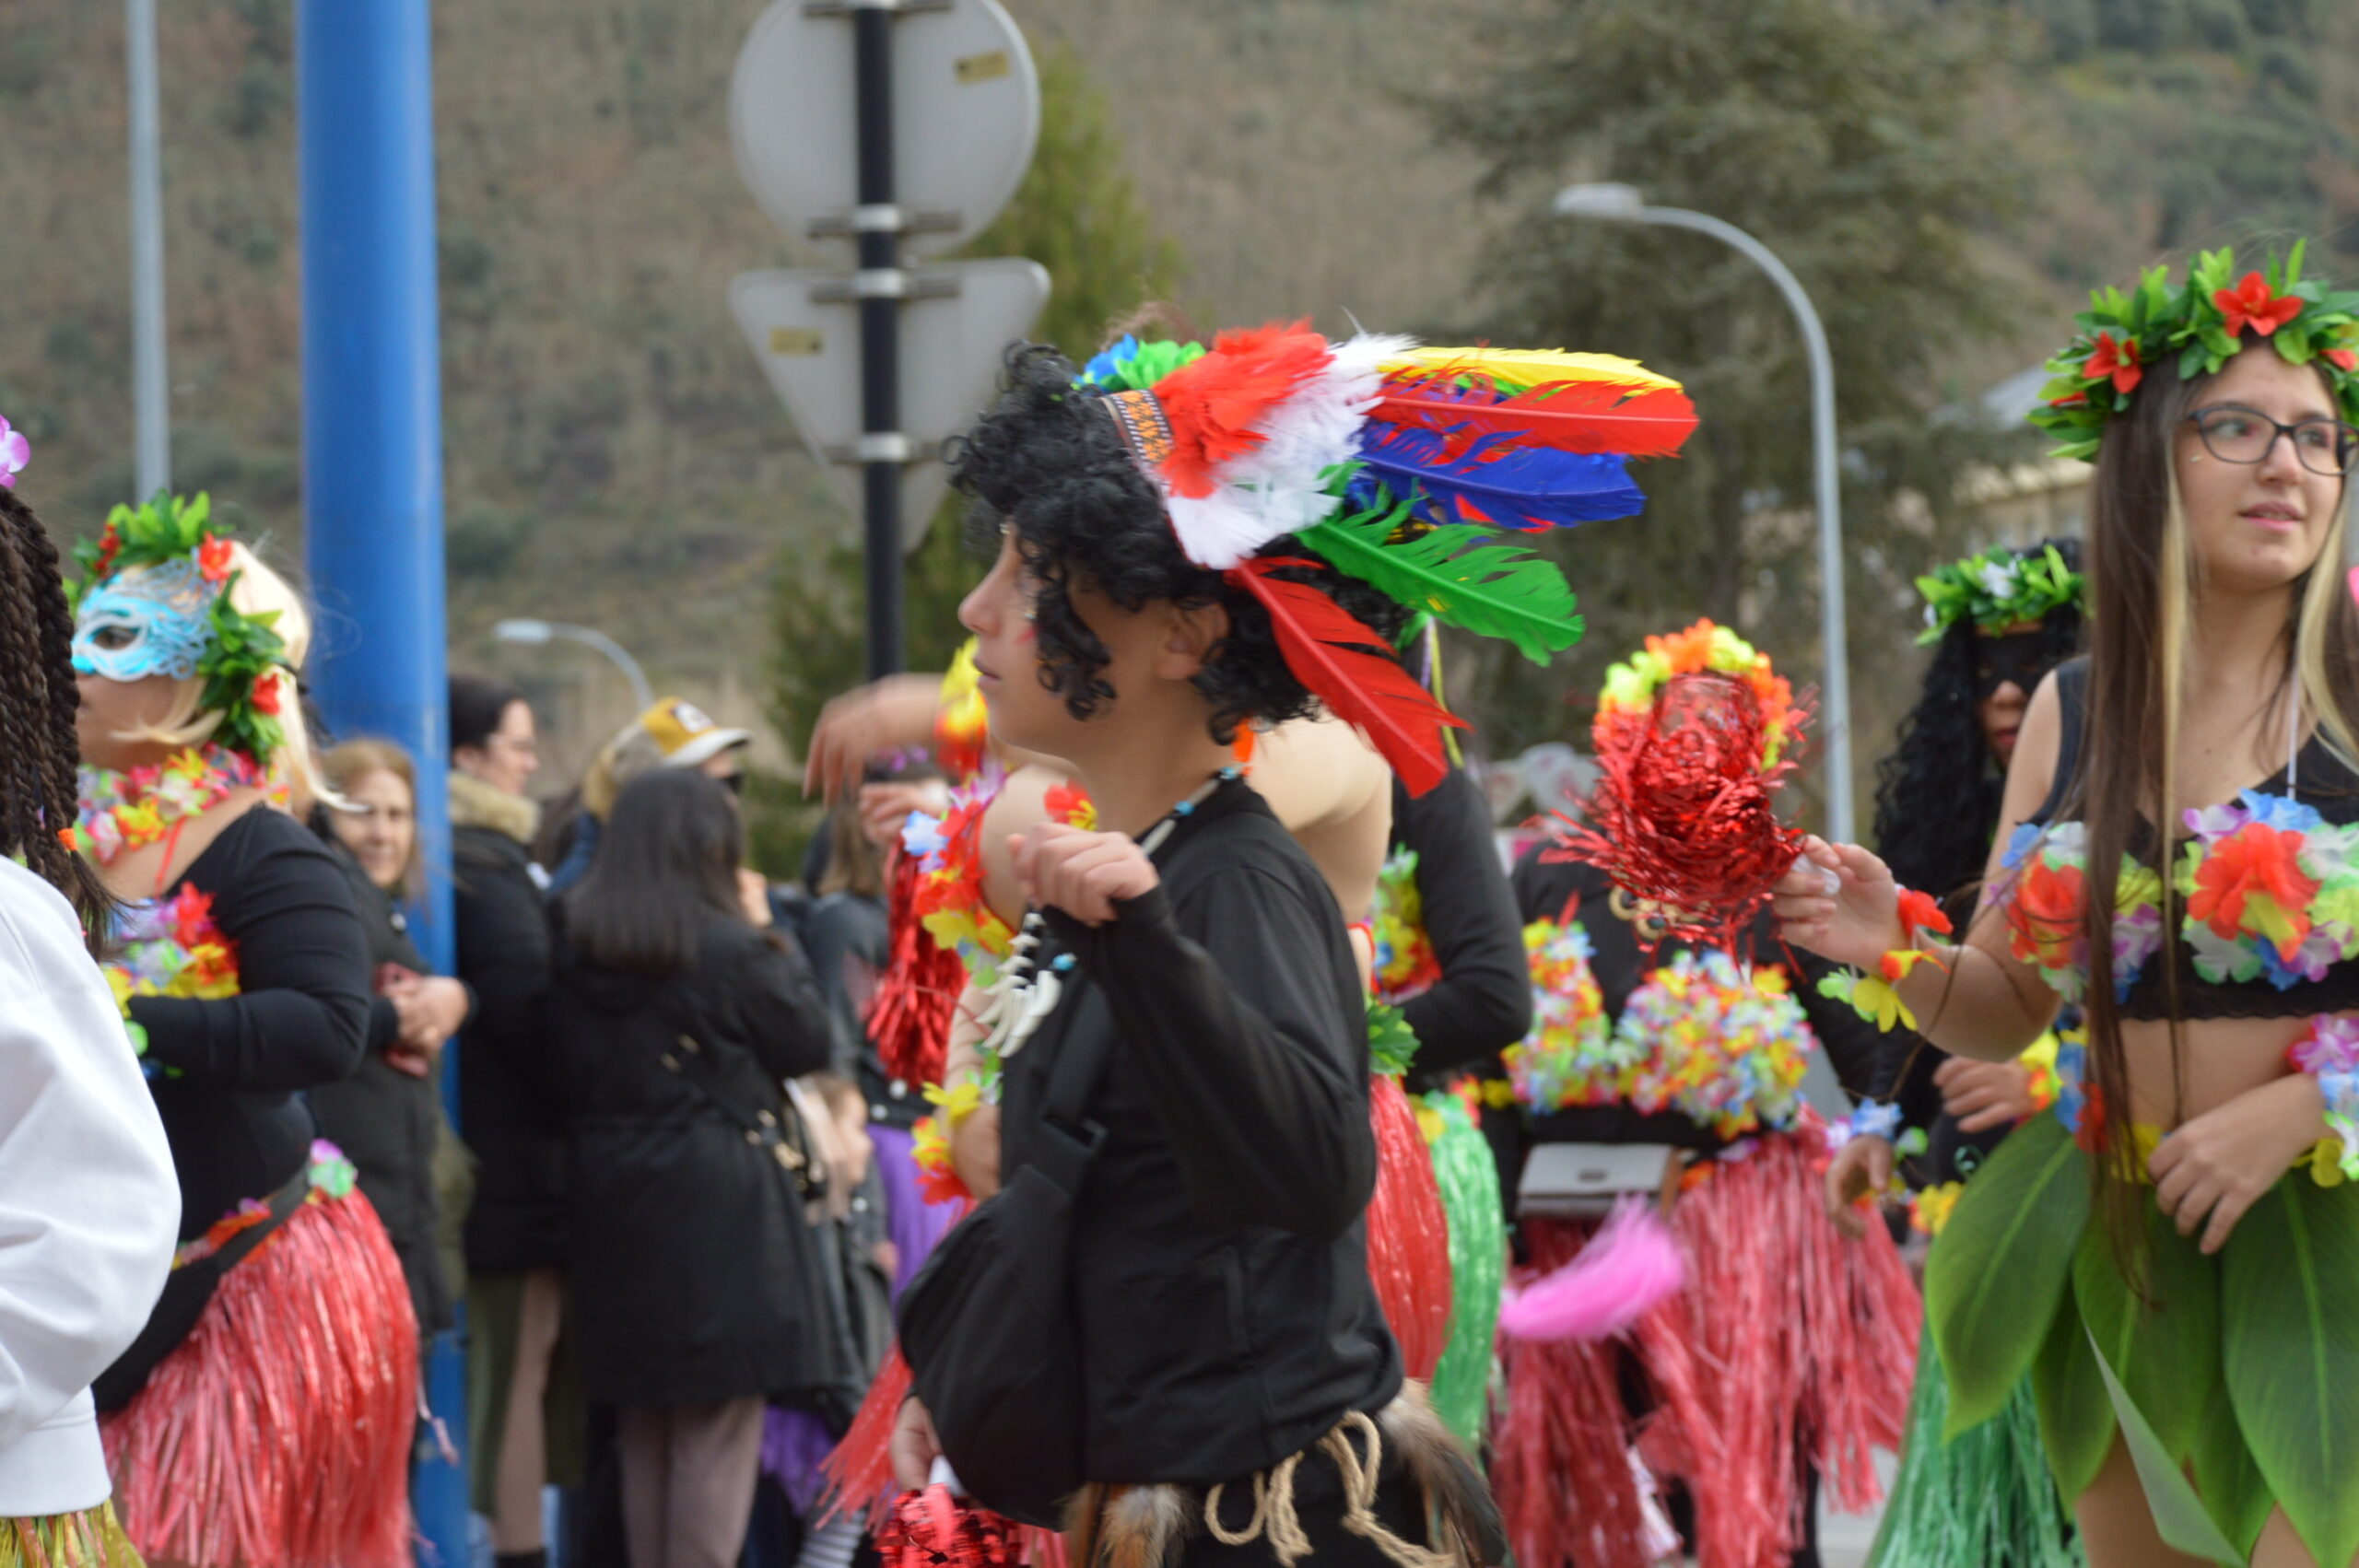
left=102, top=1188, right=420, bottom=1568
left=1493, top=1128, right=1919, bottom=1568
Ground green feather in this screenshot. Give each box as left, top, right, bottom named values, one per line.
left=1301, top=497, right=1582, bottom=665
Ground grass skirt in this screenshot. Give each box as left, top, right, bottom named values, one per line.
left=0, top=1503, right=140, bottom=1568
left=1866, top=1318, right=2082, bottom=1567
left=1493, top=1128, right=1919, bottom=1568
left=101, top=1189, right=419, bottom=1568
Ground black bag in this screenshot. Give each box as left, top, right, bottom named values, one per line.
left=895, top=977, right=1111, bottom=1527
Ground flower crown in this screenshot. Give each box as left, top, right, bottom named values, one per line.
left=2030, top=242, right=2359, bottom=462
left=1074, top=323, right=1698, bottom=792
left=68, top=493, right=295, bottom=764
left=1597, top=618, right=1795, bottom=768
left=1914, top=542, right=2083, bottom=644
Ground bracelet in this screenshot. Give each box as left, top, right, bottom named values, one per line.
left=2020, top=1031, right=2063, bottom=1115
left=1813, top=886, right=1955, bottom=1031
left=1830, top=1101, right=1903, bottom=1148
left=2288, top=1014, right=2359, bottom=1186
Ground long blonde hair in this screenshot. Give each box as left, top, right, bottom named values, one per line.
left=109, top=540, right=336, bottom=806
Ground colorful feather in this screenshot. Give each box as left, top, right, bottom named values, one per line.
left=1350, top=423, right=1647, bottom=532
left=1299, top=498, right=1583, bottom=664
left=1371, top=375, right=1698, bottom=461
left=1381, top=345, right=1683, bottom=397
left=1226, top=558, right=1467, bottom=796
left=1498, top=1197, right=1684, bottom=1341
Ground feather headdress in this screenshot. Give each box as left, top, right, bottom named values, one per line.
left=1076, top=322, right=1698, bottom=792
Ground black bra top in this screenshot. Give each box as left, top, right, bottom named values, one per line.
left=2018, top=657, right=2359, bottom=1022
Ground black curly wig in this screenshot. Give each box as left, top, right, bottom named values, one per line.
left=1872, top=537, right=2084, bottom=905
left=946, top=342, right=1412, bottom=744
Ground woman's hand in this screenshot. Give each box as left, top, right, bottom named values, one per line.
left=2148, top=1072, right=2329, bottom=1255
left=1824, top=1133, right=1895, bottom=1239
left=1771, top=837, right=1907, bottom=970
left=1010, top=823, right=1157, bottom=927
left=803, top=675, right=944, bottom=802
left=890, top=1396, right=944, bottom=1491
left=738, top=867, right=775, bottom=928
left=1937, top=1057, right=2037, bottom=1134
left=385, top=977, right=469, bottom=1077
left=860, top=780, right=952, bottom=849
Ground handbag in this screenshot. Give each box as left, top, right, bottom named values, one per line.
left=894, top=970, right=1113, bottom=1527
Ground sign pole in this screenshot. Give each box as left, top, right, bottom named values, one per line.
left=852, top=1, right=905, bottom=680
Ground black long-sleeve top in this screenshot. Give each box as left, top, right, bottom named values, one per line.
left=1390, top=770, right=1532, bottom=1084
left=999, top=778, right=1399, bottom=1485
left=1509, top=848, right=1882, bottom=1149
left=134, top=807, right=372, bottom=1237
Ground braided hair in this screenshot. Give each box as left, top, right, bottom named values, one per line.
left=0, top=489, right=116, bottom=955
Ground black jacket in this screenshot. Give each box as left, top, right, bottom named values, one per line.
left=1391, top=768, right=1532, bottom=1085
left=450, top=773, right=561, bottom=1275
left=547, top=912, right=846, bottom=1407
left=1510, top=849, right=1883, bottom=1152
left=307, top=826, right=470, bottom=1333
left=997, top=778, right=1400, bottom=1485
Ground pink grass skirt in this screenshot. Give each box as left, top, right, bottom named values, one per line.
left=102, top=1188, right=419, bottom=1568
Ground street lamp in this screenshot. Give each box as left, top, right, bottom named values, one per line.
left=1552, top=182, right=1855, bottom=844
left=493, top=618, right=655, bottom=713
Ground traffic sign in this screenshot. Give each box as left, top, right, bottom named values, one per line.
left=730, top=258, right=1050, bottom=549
left=730, top=0, right=1038, bottom=260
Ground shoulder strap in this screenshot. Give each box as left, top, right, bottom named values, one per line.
left=2029, top=657, right=2090, bottom=825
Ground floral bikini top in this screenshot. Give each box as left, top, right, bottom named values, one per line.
left=1993, top=658, right=2359, bottom=1019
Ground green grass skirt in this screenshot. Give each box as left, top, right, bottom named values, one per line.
left=0, top=1503, right=140, bottom=1568
left=1925, top=1108, right=2359, bottom=1566
left=1867, top=1316, right=2083, bottom=1567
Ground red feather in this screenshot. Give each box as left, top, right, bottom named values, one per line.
left=1226, top=558, right=1467, bottom=796
left=1372, top=375, right=1699, bottom=461
left=1152, top=321, right=1332, bottom=499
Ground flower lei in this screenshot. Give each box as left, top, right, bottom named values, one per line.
left=1371, top=848, right=1442, bottom=1004
left=66, top=493, right=296, bottom=766
left=104, top=883, right=241, bottom=1071
left=1814, top=887, right=1954, bottom=1031
left=72, top=744, right=286, bottom=866
left=1597, top=618, right=1795, bottom=768
left=172, top=1140, right=358, bottom=1270
left=1989, top=821, right=2165, bottom=1003
left=2289, top=1014, right=2359, bottom=1187
left=2030, top=243, right=2359, bottom=462
left=1613, top=950, right=1815, bottom=1140
left=1914, top=543, right=2083, bottom=644
left=1504, top=917, right=1627, bottom=1112
left=2176, top=790, right=2359, bottom=989
left=933, top=641, right=991, bottom=783
left=907, top=777, right=1101, bottom=1202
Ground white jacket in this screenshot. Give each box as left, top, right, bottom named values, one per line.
left=0, top=860, right=177, bottom=1515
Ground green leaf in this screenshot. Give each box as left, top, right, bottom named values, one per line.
left=2031, top=1284, right=2113, bottom=1503
left=1366, top=999, right=1420, bottom=1078
left=2190, top=1374, right=2274, bottom=1561
left=2087, top=1325, right=2245, bottom=1565
left=2221, top=1176, right=2359, bottom=1568
left=1300, top=501, right=1582, bottom=665
left=2072, top=1202, right=2220, bottom=1460
left=1928, top=1110, right=2090, bottom=1434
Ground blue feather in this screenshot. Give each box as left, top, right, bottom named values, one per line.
left=1347, top=424, right=1645, bottom=532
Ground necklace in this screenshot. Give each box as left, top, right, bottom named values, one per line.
left=74, top=744, right=285, bottom=867
left=970, top=766, right=1239, bottom=1069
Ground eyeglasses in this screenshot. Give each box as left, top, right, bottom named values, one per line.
left=2186, top=404, right=2359, bottom=477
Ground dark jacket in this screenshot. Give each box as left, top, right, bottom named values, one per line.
left=450, top=771, right=561, bottom=1275
left=995, top=779, right=1399, bottom=1485
left=306, top=825, right=470, bottom=1333
left=1392, top=769, right=1532, bottom=1083
left=547, top=911, right=847, bottom=1407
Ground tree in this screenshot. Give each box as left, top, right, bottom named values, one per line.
left=1429, top=0, right=2029, bottom=813
left=753, top=44, right=1180, bottom=871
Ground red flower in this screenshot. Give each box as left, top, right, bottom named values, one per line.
left=1895, top=886, right=1954, bottom=942
left=2327, top=348, right=2357, bottom=373
left=2005, top=859, right=2085, bottom=965
left=251, top=672, right=283, bottom=718
left=92, top=529, right=121, bottom=578
left=2048, top=391, right=2089, bottom=408
left=197, top=534, right=234, bottom=583
left=2082, top=332, right=2142, bottom=394
left=2214, top=272, right=2304, bottom=339
left=2074, top=1083, right=2107, bottom=1154
left=1043, top=781, right=1095, bottom=827
left=2184, top=823, right=2318, bottom=942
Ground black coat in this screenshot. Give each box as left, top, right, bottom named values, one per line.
left=452, top=814, right=561, bottom=1274
left=308, top=830, right=468, bottom=1332
left=547, top=912, right=850, bottom=1407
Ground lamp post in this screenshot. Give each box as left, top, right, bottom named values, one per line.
left=1552, top=181, right=1855, bottom=844
left=494, top=618, right=655, bottom=713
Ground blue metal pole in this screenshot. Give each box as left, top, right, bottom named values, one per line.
left=295, top=7, right=466, bottom=1566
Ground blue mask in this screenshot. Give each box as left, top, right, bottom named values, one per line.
left=73, top=556, right=217, bottom=683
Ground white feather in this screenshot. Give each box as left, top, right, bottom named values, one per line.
left=1166, top=331, right=1419, bottom=569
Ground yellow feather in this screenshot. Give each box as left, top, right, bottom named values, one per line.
left=1380, top=345, right=1684, bottom=395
